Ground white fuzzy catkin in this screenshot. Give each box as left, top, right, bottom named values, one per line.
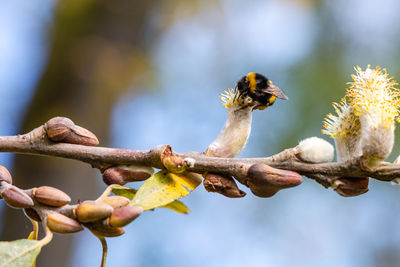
left=297, top=137, right=334, bottom=163
left=359, top=111, right=395, bottom=167
left=323, top=66, right=400, bottom=167
left=207, top=87, right=255, bottom=158
left=207, top=107, right=252, bottom=158
left=323, top=100, right=362, bottom=162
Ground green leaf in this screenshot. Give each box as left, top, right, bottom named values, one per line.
left=131, top=171, right=201, bottom=211
left=27, top=231, right=38, bottom=267
left=0, top=239, right=42, bottom=267
left=162, top=200, right=190, bottom=214
left=111, top=185, right=137, bottom=200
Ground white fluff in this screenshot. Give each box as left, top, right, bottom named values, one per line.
left=206, top=107, right=252, bottom=158
left=359, top=110, right=395, bottom=167
left=297, top=137, right=334, bottom=163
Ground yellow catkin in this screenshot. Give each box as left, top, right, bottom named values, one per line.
left=322, top=66, right=400, bottom=137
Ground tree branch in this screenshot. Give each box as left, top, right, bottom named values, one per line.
left=1, top=125, right=399, bottom=188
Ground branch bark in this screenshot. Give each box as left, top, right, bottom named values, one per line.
left=1, top=125, right=399, bottom=188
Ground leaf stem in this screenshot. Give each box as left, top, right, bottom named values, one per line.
left=98, top=236, right=108, bottom=267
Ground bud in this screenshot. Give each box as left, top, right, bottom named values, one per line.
left=102, top=165, right=154, bottom=185
left=332, top=177, right=369, bottom=197
left=1, top=186, right=34, bottom=208
left=98, top=196, right=130, bottom=209
left=47, top=212, right=83, bottom=234
left=24, top=208, right=42, bottom=222
left=67, top=125, right=99, bottom=146
left=0, top=165, right=12, bottom=184
left=74, top=201, right=113, bottom=223
left=203, top=173, right=246, bottom=198
left=246, top=164, right=302, bottom=198
left=87, top=222, right=125, bottom=237
left=45, top=116, right=99, bottom=146
left=33, top=186, right=71, bottom=207
left=161, top=156, right=186, bottom=174
left=108, top=206, right=143, bottom=227
left=44, top=117, right=74, bottom=140
left=297, top=137, right=334, bottom=163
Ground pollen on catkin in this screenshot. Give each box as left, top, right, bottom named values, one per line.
left=322, top=98, right=360, bottom=139
left=220, top=88, right=237, bottom=108
left=322, top=65, right=400, bottom=166
left=348, top=65, right=400, bottom=127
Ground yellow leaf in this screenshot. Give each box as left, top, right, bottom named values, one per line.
left=163, top=200, right=190, bottom=214
left=112, top=184, right=190, bottom=213
left=111, top=185, right=137, bottom=200
left=131, top=171, right=201, bottom=211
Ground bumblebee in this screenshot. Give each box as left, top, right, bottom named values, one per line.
left=236, top=72, right=288, bottom=110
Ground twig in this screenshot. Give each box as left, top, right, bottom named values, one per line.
left=0, top=126, right=399, bottom=187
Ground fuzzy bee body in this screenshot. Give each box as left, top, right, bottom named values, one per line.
left=236, top=72, right=288, bottom=110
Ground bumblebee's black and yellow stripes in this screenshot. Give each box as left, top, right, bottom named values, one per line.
left=236, top=72, right=288, bottom=110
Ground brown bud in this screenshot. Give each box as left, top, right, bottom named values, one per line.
left=24, top=208, right=42, bottom=222
left=109, top=206, right=143, bottom=227
left=74, top=201, right=113, bottom=223
left=1, top=186, right=34, bottom=208
left=47, top=212, right=83, bottom=234
left=246, top=164, right=303, bottom=198
left=33, top=186, right=71, bottom=207
left=44, top=117, right=74, bottom=140
left=45, top=116, right=99, bottom=146
left=87, top=222, right=125, bottom=237
left=102, top=165, right=153, bottom=185
left=98, top=196, right=130, bottom=209
left=332, top=177, right=369, bottom=197
left=102, top=168, right=126, bottom=185
left=162, top=156, right=186, bottom=174
left=68, top=125, right=99, bottom=146
left=203, top=173, right=246, bottom=198
left=0, top=165, right=12, bottom=184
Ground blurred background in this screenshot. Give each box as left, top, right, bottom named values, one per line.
left=1, top=0, right=400, bottom=266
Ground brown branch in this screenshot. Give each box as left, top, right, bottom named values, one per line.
left=1, top=125, right=399, bottom=187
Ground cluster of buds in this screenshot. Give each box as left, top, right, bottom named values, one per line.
left=75, top=198, right=142, bottom=237
left=0, top=164, right=142, bottom=238
left=323, top=66, right=400, bottom=196
left=44, top=193, right=141, bottom=236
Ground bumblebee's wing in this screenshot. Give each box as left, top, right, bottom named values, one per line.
left=264, top=84, right=288, bottom=100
